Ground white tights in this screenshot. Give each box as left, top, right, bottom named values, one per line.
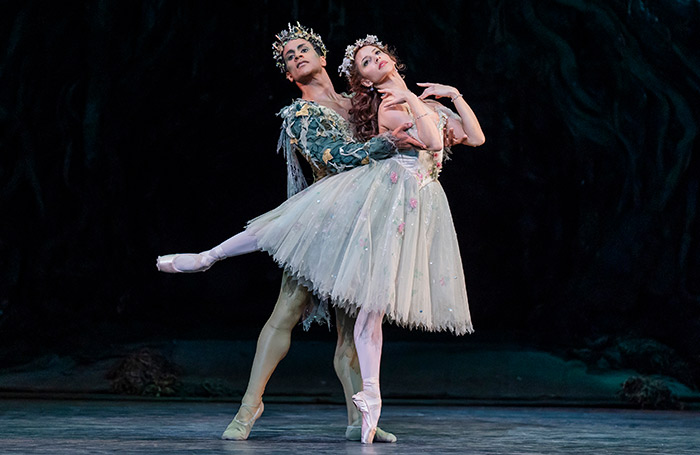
left=167, top=231, right=259, bottom=272
left=353, top=308, right=384, bottom=398
left=214, top=231, right=259, bottom=258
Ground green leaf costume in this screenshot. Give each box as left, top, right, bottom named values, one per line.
left=277, top=99, right=397, bottom=197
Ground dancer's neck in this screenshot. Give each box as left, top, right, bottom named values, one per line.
left=375, top=72, right=407, bottom=91
left=297, top=70, right=341, bottom=104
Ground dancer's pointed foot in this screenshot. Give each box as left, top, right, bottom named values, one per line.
left=346, top=425, right=396, bottom=443
left=352, top=391, right=382, bottom=444
left=156, top=246, right=225, bottom=273
left=221, top=402, right=264, bottom=440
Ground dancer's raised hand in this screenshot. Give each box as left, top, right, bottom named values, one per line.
left=416, top=82, right=460, bottom=101
left=378, top=87, right=417, bottom=108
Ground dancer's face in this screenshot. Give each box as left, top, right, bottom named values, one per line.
left=354, top=45, right=395, bottom=87
left=283, top=39, right=326, bottom=83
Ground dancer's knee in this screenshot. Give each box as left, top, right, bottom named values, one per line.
left=354, top=309, right=384, bottom=342
left=268, top=279, right=309, bottom=330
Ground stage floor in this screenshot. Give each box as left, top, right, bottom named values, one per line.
left=1, top=399, right=699, bottom=454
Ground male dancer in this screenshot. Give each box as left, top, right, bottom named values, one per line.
left=157, top=23, right=422, bottom=442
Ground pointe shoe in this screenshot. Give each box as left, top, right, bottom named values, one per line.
left=156, top=247, right=224, bottom=273
left=346, top=425, right=397, bottom=443
left=221, top=402, right=264, bottom=440
left=352, top=391, right=382, bottom=444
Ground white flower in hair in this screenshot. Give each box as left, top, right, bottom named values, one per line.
left=338, top=35, right=385, bottom=78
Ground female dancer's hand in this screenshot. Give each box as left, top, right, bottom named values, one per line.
left=418, top=82, right=485, bottom=147
left=378, top=87, right=417, bottom=108
left=416, top=82, right=460, bottom=101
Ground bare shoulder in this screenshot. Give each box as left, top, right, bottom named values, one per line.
left=378, top=102, right=412, bottom=133
left=423, top=99, right=443, bottom=109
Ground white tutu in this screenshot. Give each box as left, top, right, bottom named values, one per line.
left=246, top=143, right=472, bottom=335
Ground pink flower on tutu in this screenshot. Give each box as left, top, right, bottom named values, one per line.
left=397, top=222, right=405, bottom=234
left=409, top=198, right=418, bottom=209
left=390, top=171, right=398, bottom=184
left=436, top=162, right=442, bottom=168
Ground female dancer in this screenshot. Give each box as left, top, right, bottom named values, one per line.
left=158, top=35, right=484, bottom=443
left=333, top=35, right=485, bottom=443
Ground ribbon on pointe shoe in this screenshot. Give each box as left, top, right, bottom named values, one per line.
left=352, top=391, right=381, bottom=444
left=156, top=246, right=225, bottom=273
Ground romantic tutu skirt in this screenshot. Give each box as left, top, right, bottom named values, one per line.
left=246, top=152, right=473, bottom=335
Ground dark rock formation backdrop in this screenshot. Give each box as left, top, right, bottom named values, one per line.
left=1, top=1, right=698, bottom=384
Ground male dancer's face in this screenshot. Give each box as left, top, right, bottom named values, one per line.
left=283, top=38, right=326, bottom=84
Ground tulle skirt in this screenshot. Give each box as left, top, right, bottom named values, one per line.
left=246, top=156, right=473, bottom=335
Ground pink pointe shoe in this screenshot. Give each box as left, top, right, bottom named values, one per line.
left=156, top=247, right=225, bottom=273
left=352, top=391, right=382, bottom=444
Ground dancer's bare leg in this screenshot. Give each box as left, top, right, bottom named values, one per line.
left=352, top=308, right=385, bottom=444
left=221, top=272, right=309, bottom=440
left=335, top=307, right=396, bottom=443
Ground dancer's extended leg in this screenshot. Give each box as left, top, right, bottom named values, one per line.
left=157, top=231, right=259, bottom=273
left=335, top=307, right=396, bottom=443
left=352, top=308, right=385, bottom=444
left=221, top=272, right=310, bottom=440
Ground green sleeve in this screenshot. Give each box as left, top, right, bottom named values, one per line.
left=279, top=100, right=397, bottom=174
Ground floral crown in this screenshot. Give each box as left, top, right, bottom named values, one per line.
left=272, top=22, right=327, bottom=73
left=338, top=35, right=385, bottom=78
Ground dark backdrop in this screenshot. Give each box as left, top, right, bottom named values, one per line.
left=1, top=0, right=699, bottom=385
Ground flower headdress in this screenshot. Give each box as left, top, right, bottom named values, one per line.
left=338, top=35, right=385, bottom=78
left=272, top=22, right=327, bottom=73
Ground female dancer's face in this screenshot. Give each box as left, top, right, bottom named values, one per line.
left=283, top=38, right=325, bottom=82
left=354, top=45, right=394, bottom=86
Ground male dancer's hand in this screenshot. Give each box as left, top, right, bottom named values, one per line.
left=444, top=127, right=457, bottom=147
left=391, top=122, right=426, bottom=150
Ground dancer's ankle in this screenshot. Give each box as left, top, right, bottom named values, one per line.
left=240, top=394, right=262, bottom=410
left=362, top=377, right=381, bottom=399
left=207, top=245, right=227, bottom=260
left=235, top=399, right=262, bottom=423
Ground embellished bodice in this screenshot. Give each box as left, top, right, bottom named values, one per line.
left=392, top=109, right=449, bottom=189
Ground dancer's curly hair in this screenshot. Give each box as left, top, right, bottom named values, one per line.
left=347, top=45, right=405, bottom=141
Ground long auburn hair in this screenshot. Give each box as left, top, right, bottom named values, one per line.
left=347, top=45, right=405, bottom=142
